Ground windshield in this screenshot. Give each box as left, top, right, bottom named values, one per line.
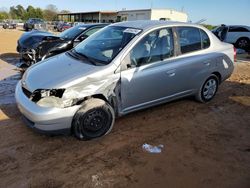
left=29, top=19, right=43, bottom=24
left=74, top=26, right=142, bottom=65
left=59, top=25, right=86, bottom=40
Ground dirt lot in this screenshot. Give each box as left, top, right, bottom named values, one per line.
left=0, top=29, right=250, bottom=188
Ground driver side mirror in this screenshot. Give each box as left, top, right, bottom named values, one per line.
left=77, top=35, right=88, bottom=42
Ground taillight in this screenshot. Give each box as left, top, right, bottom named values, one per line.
left=233, top=47, right=237, bottom=62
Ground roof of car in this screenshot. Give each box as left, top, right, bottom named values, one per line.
left=220, top=24, right=250, bottom=28
left=75, top=23, right=109, bottom=28
left=111, top=20, right=194, bottom=30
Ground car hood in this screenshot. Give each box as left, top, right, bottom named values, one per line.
left=22, top=53, right=106, bottom=92
left=18, top=30, right=60, bottom=49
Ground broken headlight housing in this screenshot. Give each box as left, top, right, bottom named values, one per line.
left=31, top=89, right=76, bottom=108
left=31, top=89, right=65, bottom=102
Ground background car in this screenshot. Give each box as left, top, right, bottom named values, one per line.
left=2, top=20, right=17, bottom=29
left=17, top=23, right=108, bottom=67
left=23, top=18, right=46, bottom=31
left=57, top=22, right=72, bottom=32
left=212, top=25, right=250, bottom=50
left=73, top=22, right=85, bottom=27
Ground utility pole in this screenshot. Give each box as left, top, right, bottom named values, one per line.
left=150, top=0, right=153, bottom=8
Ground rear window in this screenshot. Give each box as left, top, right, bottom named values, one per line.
left=200, top=29, right=210, bottom=49
left=59, top=25, right=86, bottom=40
left=177, top=27, right=210, bottom=54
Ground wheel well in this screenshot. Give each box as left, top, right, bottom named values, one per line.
left=91, top=94, right=108, bottom=102
left=237, top=37, right=250, bottom=41
left=236, top=37, right=250, bottom=45
left=211, top=72, right=221, bottom=84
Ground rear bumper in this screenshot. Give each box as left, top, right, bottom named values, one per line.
left=15, top=81, right=81, bottom=133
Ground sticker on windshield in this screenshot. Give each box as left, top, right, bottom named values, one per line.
left=78, top=27, right=86, bottom=30
left=123, top=28, right=141, bottom=34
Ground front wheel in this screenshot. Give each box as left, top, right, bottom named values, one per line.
left=72, top=98, right=115, bottom=140
left=196, top=75, right=219, bottom=103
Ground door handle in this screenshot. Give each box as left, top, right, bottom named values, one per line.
left=203, top=61, right=211, bottom=66
left=166, top=70, right=176, bottom=77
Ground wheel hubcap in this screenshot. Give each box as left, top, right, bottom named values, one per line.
left=203, top=79, right=217, bottom=100
left=239, top=40, right=248, bottom=48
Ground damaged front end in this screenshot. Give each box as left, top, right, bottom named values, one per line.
left=17, top=31, right=61, bottom=67
left=20, top=49, right=37, bottom=67
left=22, top=71, right=121, bottom=113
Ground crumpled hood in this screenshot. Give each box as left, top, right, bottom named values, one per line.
left=18, top=30, right=59, bottom=49
left=22, top=53, right=107, bottom=92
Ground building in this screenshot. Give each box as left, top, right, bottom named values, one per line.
left=57, top=11, right=117, bottom=23
left=57, top=8, right=188, bottom=23
left=117, top=9, right=188, bottom=22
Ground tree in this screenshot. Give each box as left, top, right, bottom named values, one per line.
left=35, top=8, right=43, bottom=19
left=60, top=10, right=71, bottom=14
left=43, top=4, right=58, bottom=21
left=202, top=24, right=216, bottom=30
left=0, top=11, right=9, bottom=21
left=23, top=5, right=43, bottom=20
left=9, top=6, right=18, bottom=19
left=16, top=5, right=26, bottom=19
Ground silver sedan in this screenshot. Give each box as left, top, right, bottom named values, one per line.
left=15, top=20, right=235, bottom=140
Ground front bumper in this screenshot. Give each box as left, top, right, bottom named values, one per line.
left=15, top=81, right=81, bottom=133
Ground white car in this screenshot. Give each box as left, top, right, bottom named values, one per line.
left=212, top=25, right=250, bottom=49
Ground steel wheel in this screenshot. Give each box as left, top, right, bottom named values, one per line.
left=72, top=98, right=115, bottom=140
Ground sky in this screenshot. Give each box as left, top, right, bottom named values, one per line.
left=0, top=0, right=250, bottom=25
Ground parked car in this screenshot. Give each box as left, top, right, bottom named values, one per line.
left=57, top=22, right=72, bottom=32
left=73, top=22, right=85, bottom=27
left=212, top=25, right=250, bottom=50
left=51, top=21, right=61, bottom=30
left=15, top=20, right=235, bottom=140
left=17, top=23, right=108, bottom=67
left=2, top=20, right=17, bottom=29
left=23, top=18, right=46, bottom=31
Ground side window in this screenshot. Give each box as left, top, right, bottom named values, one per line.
left=177, top=27, right=202, bottom=54
left=200, top=29, right=210, bottom=49
left=84, top=27, right=102, bottom=37
left=229, top=27, right=249, bottom=32
left=129, top=28, right=174, bottom=67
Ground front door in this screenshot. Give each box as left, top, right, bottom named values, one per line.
left=120, top=28, right=180, bottom=113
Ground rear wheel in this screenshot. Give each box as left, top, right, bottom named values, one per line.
left=235, top=38, right=250, bottom=49
left=196, top=75, right=219, bottom=103
left=72, top=98, right=115, bottom=140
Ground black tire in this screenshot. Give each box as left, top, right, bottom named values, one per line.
left=235, top=37, right=250, bottom=49
left=72, top=98, right=115, bottom=140
left=195, top=75, right=219, bottom=103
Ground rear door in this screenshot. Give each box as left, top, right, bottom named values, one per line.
left=174, top=26, right=213, bottom=91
